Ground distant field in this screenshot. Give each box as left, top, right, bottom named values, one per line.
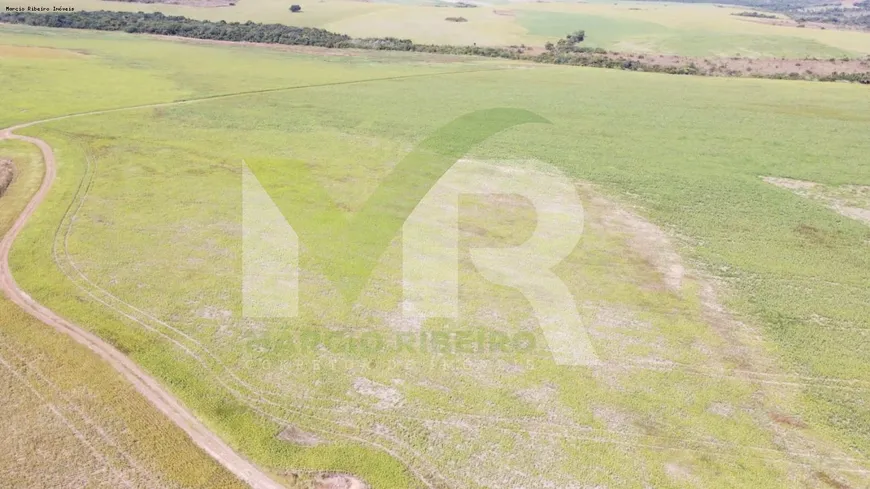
left=7, top=0, right=870, bottom=57
left=2, top=23, right=870, bottom=489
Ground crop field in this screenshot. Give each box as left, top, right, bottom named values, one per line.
left=2, top=22, right=870, bottom=489
left=8, top=0, right=870, bottom=57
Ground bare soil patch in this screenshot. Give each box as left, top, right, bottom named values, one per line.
left=0, top=159, right=14, bottom=196
left=591, top=191, right=684, bottom=292
left=313, top=473, right=369, bottom=489
left=351, top=377, right=404, bottom=409
left=770, top=411, right=808, bottom=428
left=816, top=471, right=853, bottom=489
left=764, top=176, right=870, bottom=227
left=277, top=425, right=322, bottom=447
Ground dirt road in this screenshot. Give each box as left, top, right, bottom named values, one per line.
left=0, top=127, right=286, bottom=489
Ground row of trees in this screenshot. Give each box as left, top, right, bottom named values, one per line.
left=0, top=11, right=867, bottom=84
left=0, top=11, right=352, bottom=46
left=731, top=11, right=778, bottom=19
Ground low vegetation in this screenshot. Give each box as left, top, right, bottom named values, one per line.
left=1, top=10, right=869, bottom=83
left=0, top=159, right=12, bottom=196
left=731, top=11, right=778, bottom=19
left=643, top=0, right=870, bottom=29
left=0, top=139, right=247, bottom=489
left=2, top=20, right=870, bottom=489
left=792, top=7, right=870, bottom=30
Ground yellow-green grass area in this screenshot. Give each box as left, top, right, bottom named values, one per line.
left=4, top=25, right=870, bottom=488
left=0, top=140, right=247, bottom=488
left=512, top=2, right=865, bottom=58
left=0, top=23, right=507, bottom=128
left=0, top=25, right=514, bottom=489
left=9, top=0, right=870, bottom=57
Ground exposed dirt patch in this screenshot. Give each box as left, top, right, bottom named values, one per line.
left=764, top=176, right=817, bottom=191
left=664, top=463, right=698, bottom=484
left=591, top=192, right=684, bottom=292
left=313, top=473, right=369, bottom=489
left=816, top=471, right=853, bottom=489
left=587, top=304, right=670, bottom=364
left=707, top=402, right=735, bottom=417
left=764, top=176, right=870, bottom=226
left=277, top=425, right=322, bottom=447
left=837, top=205, right=870, bottom=225
left=0, top=159, right=14, bottom=197
left=351, top=377, right=404, bottom=409
left=592, top=405, right=643, bottom=434
left=770, top=411, right=808, bottom=428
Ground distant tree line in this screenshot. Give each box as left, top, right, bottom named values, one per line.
left=731, top=11, right=777, bottom=18
left=0, top=10, right=867, bottom=84
left=636, top=0, right=869, bottom=28
left=791, top=6, right=870, bottom=29
left=0, top=11, right=353, bottom=45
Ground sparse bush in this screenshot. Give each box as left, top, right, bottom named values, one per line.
left=290, top=4, right=301, bottom=12
left=566, top=30, right=585, bottom=43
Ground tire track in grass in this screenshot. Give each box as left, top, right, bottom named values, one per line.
left=4, top=65, right=870, bottom=488
left=1, top=67, right=516, bottom=489
left=48, top=140, right=870, bottom=479
left=0, top=337, right=156, bottom=486
left=0, top=131, right=288, bottom=489
left=52, top=143, right=452, bottom=488
left=0, top=349, right=135, bottom=489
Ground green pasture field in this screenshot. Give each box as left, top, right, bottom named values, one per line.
left=0, top=140, right=247, bottom=487
left=7, top=0, right=870, bottom=57
left=2, top=24, right=870, bottom=488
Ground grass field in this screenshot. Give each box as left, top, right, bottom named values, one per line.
left=0, top=138, right=247, bottom=487
left=2, top=23, right=870, bottom=489
left=7, top=0, right=870, bottom=57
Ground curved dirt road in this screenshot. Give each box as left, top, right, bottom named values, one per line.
left=0, top=127, right=286, bottom=489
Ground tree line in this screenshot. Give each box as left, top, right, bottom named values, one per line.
left=0, top=10, right=867, bottom=84
left=731, top=11, right=778, bottom=19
